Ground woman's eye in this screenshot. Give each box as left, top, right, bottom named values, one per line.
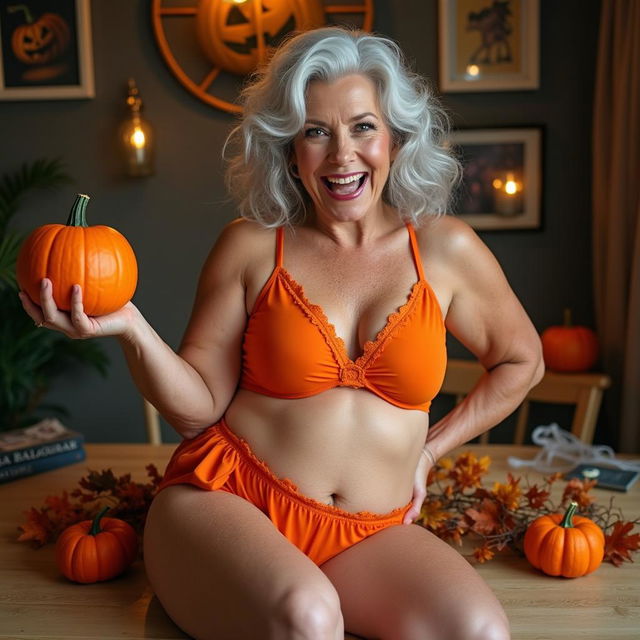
left=304, top=127, right=327, bottom=138
left=355, top=122, right=377, bottom=132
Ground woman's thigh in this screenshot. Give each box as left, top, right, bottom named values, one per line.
left=320, top=524, right=510, bottom=640
left=144, top=485, right=344, bottom=640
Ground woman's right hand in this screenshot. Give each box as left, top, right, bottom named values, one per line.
left=18, top=278, right=138, bottom=340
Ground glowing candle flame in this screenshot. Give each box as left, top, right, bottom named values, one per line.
left=505, top=180, right=518, bottom=195
left=131, top=127, right=146, bottom=149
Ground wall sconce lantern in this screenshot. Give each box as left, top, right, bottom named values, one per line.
left=120, top=78, right=155, bottom=177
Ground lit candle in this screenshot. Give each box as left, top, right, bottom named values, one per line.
left=492, top=173, right=524, bottom=216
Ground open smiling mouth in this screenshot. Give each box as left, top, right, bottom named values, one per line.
left=321, top=172, right=368, bottom=200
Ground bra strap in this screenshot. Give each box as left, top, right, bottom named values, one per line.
left=406, top=223, right=425, bottom=281
left=275, top=226, right=284, bottom=267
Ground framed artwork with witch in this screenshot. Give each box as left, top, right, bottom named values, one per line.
left=0, top=0, right=94, bottom=100
left=438, top=0, right=539, bottom=92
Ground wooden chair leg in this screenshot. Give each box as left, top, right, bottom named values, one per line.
left=514, top=400, right=531, bottom=445
left=144, top=399, right=162, bottom=445
left=572, top=388, right=604, bottom=443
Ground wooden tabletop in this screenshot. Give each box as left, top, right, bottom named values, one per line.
left=0, top=443, right=638, bottom=640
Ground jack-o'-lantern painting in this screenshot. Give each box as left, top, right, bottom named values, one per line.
left=1, top=0, right=81, bottom=86
left=196, top=0, right=325, bottom=76
left=9, top=5, right=70, bottom=65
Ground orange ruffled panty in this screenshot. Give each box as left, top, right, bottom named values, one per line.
left=158, top=419, right=412, bottom=566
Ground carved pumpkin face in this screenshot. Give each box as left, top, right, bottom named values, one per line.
left=11, top=12, right=70, bottom=65
left=196, top=0, right=325, bottom=75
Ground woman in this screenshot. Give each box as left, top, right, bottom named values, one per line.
left=20, top=28, right=543, bottom=640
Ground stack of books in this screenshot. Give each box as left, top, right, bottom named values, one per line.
left=0, top=419, right=85, bottom=484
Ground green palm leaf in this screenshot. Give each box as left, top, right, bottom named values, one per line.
left=0, top=159, right=109, bottom=431
left=0, top=158, right=71, bottom=234
left=0, top=231, right=23, bottom=291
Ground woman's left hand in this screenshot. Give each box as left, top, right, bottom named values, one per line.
left=403, top=449, right=433, bottom=525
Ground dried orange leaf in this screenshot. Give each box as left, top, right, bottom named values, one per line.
left=605, top=521, right=640, bottom=566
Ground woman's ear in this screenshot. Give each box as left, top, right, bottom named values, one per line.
left=390, top=141, right=399, bottom=164
left=288, top=150, right=300, bottom=179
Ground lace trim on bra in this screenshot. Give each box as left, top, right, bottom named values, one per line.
left=360, top=279, right=428, bottom=370
left=219, top=420, right=411, bottom=521
left=276, top=267, right=346, bottom=363
left=277, top=267, right=427, bottom=369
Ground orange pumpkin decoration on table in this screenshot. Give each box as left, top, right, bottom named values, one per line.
left=196, top=0, right=325, bottom=75
left=8, top=4, right=70, bottom=65
left=524, top=501, right=605, bottom=578
left=541, top=309, right=599, bottom=372
left=16, top=194, right=138, bottom=316
left=55, top=507, right=138, bottom=583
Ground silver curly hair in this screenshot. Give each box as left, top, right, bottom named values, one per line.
left=225, top=27, right=460, bottom=227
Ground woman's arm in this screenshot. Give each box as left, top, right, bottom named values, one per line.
left=423, top=217, right=544, bottom=460
left=118, top=220, right=252, bottom=437
left=19, top=220, right=252, bottom=440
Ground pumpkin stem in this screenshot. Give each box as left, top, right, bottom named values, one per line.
left=66, top=194, right=90, bottom=227
left=7, top=5, right=33, bottom=23
left=563, top=308, right=573, bottom=327
left=89, top=506, right=110, bottom=536
left=560, top=501, right=578, bottom=528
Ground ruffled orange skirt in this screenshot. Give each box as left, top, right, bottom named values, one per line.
left=158, top=419, right=412, bottom=566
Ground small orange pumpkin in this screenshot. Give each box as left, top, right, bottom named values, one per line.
left=524, top=501, right=605, bottom=578
left=16, top=194, right=138, bottom=316
left=541, top=309, right=599, bottom=373
left=55, top=507, right=138, bottom=583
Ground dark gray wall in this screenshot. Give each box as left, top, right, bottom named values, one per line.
left=0, top=1, right=602, bottom=443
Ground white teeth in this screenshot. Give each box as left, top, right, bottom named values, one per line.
left=325, top=172, right=365, bottom=184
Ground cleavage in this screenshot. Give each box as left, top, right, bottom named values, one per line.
left=283, top=268, right=418, bottom=361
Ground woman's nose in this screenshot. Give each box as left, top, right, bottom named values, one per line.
left=328, top=133, right=355, bottom=165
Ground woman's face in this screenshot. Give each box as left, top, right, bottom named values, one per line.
left=291, top=73, right=396, bottom=224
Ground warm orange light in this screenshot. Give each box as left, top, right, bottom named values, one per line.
left=121, top=78, right=154, bottom=177
left=130, top=127, right=146, bottom=150
left=505, top=180, right=518, bottom=195
left=466, top=64, right=480, bottom=77
left=493, top=171, right=524, bottom=216
left=493, top=172, right=522, bottom=194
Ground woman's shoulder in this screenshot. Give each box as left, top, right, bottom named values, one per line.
left=200, top=218, right=278, bottom=279
left=414, top=214, right=481, bottom=262
left=213, top=217, right=278, bottom=257
left=219, top=216, right=276, bottom=242
left=414, top=214, right=507, bottom=291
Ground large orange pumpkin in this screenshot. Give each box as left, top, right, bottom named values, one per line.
left=541, top=309, right=599, bottom=373
left=524, top=501, right=605, bottom=578
left=196, top=0, right=325, bottom=75
left=16, top=194, right=138, bottom=317
left=55, top=507, right=138, bottom=583
left=8, top=5, right=70, bottom=65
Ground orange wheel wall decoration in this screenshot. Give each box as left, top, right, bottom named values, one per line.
left=151, top=0, right=374, bottom=114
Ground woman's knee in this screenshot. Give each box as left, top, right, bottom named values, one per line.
left=271, top=583, right=343, bottom=639
left=447, top=607, right=511, bottom=640
left=395, top=604, right=510, bottom=640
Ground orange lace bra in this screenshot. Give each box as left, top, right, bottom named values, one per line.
left=240, top=223, right=447, bottom=411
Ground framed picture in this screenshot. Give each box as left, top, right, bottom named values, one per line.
left=0, top=0, right=94, bottom=100
left=438, top=0, right=539, bottom=92
left=449, top=127, right=542, bottom=230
